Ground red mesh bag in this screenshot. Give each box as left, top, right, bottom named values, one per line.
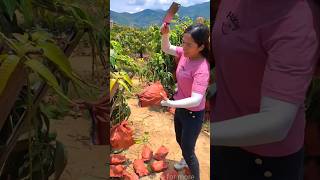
left=123, top=170, right=139, bottom=180
left=110, top=120, right=134, bottom=150
left=150, top=160, right=168, bottom=172
left=110, top=154, right=127, bottom=165
left=141, top=145, right=153, bottom=162
left=110, top=165, right=125, bottom=177
left=137, top=81, right=168, bottom=107
left=154, top=145, right=169, bottom=161
left=160, top=169, right=179, bottom=180
left=133, top=159, right=149, bottom=177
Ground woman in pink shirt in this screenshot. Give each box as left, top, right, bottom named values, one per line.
left=160, top=23, right=210, bottom=180
left=210, top=0, right=320, bottom=179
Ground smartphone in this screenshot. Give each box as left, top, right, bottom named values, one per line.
left=162, top=2, right=181, bottom=25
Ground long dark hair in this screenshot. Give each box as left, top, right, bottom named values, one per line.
left=184, top=24, right=212, bottom=64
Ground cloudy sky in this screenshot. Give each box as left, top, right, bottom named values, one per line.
left=111, top=0, right=209, bottom=13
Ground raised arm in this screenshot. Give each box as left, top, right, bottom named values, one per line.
left=160, top=23, right=177, bottom=56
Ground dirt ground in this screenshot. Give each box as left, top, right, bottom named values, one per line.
left=51, top=116, right=108, bottom=180
left=50, top=53, right=108, bottom=180
left=116, top=78, right=210, bottom=180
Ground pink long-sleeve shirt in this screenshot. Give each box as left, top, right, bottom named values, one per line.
left=174, top=47, right=210, bottom=111
left=211, top=0, right=320, bottom=156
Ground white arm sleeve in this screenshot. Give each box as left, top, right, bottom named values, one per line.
left=161, top=34, right=177, bottom=56
left=211, top=96, right=299, bottom=146
left=165, top=92, right=203, bottom=108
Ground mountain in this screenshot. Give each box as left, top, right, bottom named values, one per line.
left=111, top=2, right=209, bottom=27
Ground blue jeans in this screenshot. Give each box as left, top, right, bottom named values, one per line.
left=211, top=146, right=304, bottom=180
left=174, top=108, right=204, bottom=180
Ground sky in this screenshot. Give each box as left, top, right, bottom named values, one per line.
left=110, top=0, right=210, bottom=13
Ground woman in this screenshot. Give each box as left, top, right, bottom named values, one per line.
left=210, top=0, right=320, bottom=179
left=160, top=23, right=210, bottom=180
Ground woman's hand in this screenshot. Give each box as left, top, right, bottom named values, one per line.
left=160, top=92, right=171, bottom=107
left=161, top=99, right=172, bottom=107
left=160, top=23, right=170, bottom=35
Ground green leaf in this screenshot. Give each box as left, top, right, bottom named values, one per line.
left=24, top=59, right=72, bottom=103
left=70, top=5, right=88, bottom=20
left=54, top=141, right=67, bottom=180
left=110, top=49, right=115, bottom=57
left=40, top=103, right=58, bottom=119
left=110, top=51, right=116, bottom=68
left=15, top=40, right=39, bottom=56
left=119, top=71, right=132, bottom=86
left=0, top=32, right=21, bottom=54
left=69, top=7, right=82, bottom=21
left=71, top=71, right=98, bottom=89
left=0, top=55, right=20, bottom=96
left=146, top=164, right=152, bottom=173
left=110, top=78, right=116, bottom=92
left=31, top=31, right=53, bottom=43
left=12, top=33, right=29, bottom=43
left=68, top=5, right=94, bottom=28
left=19, top=0, right=33, bottom=25
left=117, top=79, right=130, bottom=92
left=25, top=59, right=59, bottom=88
left=37, top=42, right=73, bottom=78
left=2, top=0, right=17, bottom=20
left=40, top=104, right=50, bottom=133
left=0, top=54, right=8, bottom=64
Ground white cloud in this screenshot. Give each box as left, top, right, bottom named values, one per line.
left=134, top=7, right=144, bottom=12
left=176, top=0, right=189, bottom=5
left=159, top=0, right=172, bottom=5
left=127, top=0, right=147, bottom=6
